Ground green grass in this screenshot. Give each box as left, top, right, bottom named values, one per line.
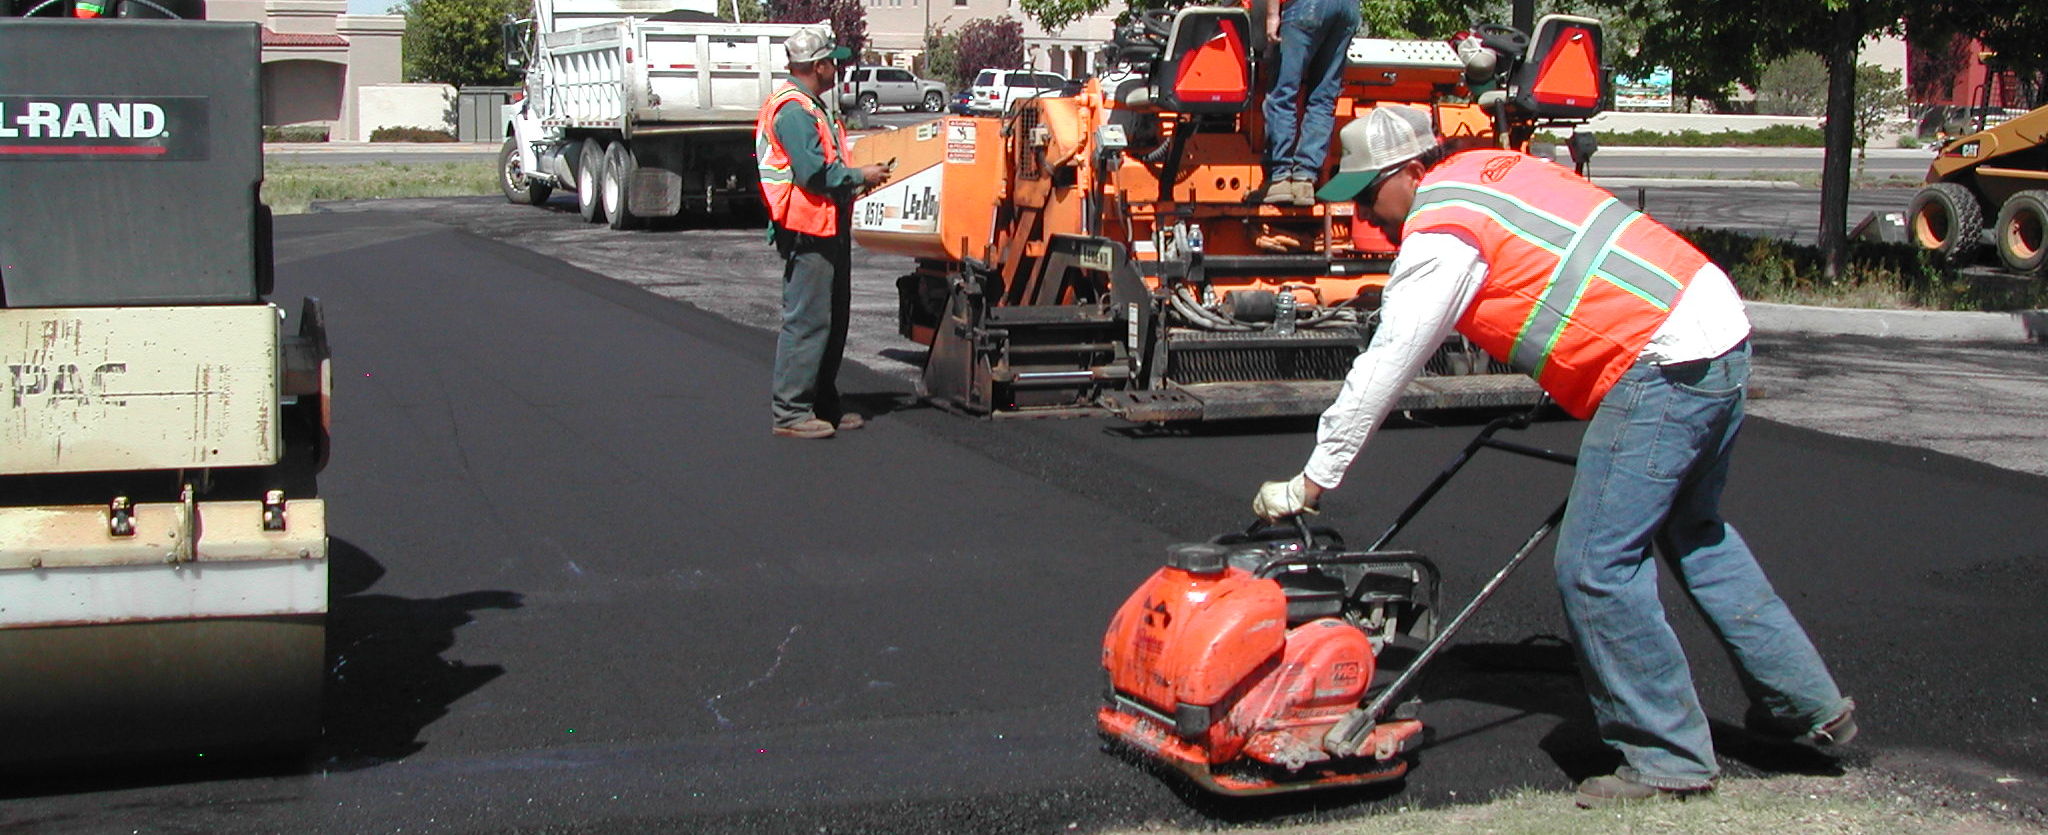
left=1682, top=227, right=2048, bottom=312
left=262, top=160, right=497, bottom=214
left=1100, top=775, right=2039, bottom=835
left=1538, top=124, right=1826, bottom=147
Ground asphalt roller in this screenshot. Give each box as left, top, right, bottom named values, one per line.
left=0, top=4, right=332, bottom=765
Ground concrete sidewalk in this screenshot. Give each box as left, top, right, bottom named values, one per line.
left=1748, top=301, right=2046, bottom=343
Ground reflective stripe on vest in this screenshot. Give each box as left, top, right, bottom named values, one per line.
left=1408, top=149, right=1707, bottom=417
left=753, top=83, right=844, bottom=237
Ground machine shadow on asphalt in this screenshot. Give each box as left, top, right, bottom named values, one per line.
left=0, top=541, right=522, bottom=798
left=319, top=539, right=522, bottom=769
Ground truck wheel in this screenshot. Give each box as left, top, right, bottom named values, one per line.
left=1994, top=190, right=2048, bottom=274
left=498, top=137, right=551, bottom=206
left=859, top=93, right=878, bottom=114
left=923, top=91, right=943, bottom=113
left=1908, top=182, right=1983, bottom=265
left=602, top=141, right=640, bottom=231
left=577, top=137, right=607, bottom=223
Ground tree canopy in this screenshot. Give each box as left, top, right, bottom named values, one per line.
left=768, top=0, right=867, bottom=58
left=399, top=0, right=526, bottom=87
left=952, top=17, right=1025, bottom=84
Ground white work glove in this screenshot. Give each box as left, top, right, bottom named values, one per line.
left=1252, top=473, right=1318, bottom=521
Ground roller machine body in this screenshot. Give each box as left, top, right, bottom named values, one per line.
left=0, top=6, right=332, bottom=765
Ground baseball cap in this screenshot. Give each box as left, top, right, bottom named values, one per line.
left=784, top=25, right=852, bottom=64
left=1316, top=106, right=1437, bottom=202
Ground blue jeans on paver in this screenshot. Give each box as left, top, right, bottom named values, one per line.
left=1555, top=340, right=1849, bottom=788
left=771, top=231, right=849, bottom=427
left=1262, top=0, right=1359, bottom=182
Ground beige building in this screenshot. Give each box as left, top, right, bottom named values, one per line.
left=859, top=0, right=1116, bottom=81
left=209, top=0, right=405, bottom=140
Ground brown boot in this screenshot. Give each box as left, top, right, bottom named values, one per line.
left=771, top=417, right=835, bottom=439
left=1574, top=774, right=1713, bottom=808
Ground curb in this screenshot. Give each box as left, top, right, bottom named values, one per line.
left=1747, top=301, right=2046, bottom=343
left=1593, top=176, right=1805, bottom=190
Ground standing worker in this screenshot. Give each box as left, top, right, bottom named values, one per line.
left=754, top=25, right=891, bottom=439
left=1251, top=106, right=1858, bottom=806
left=1258, top=0, right=1359, bottom=206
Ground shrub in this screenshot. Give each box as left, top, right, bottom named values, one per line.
left=263, top=125, right=330, bottom=143
left=369, top=126, right=459, bottom=143
left=1679, top=227, right=2048, bottom=311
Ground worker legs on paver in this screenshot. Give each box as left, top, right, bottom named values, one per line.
left=772, top=235, right=851, bottom=433
left=1555, top=340, right=1850, bottom=789
left=1261, top=0, right=1359, bottom=202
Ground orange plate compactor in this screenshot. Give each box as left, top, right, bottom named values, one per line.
left=1099, top=408, right=1577, bottom=795
left=849, top=14, right=1608, bottom=421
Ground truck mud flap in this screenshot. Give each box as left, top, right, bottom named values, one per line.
left=629, top=167, right=682, bottom=217
left=1103, top=375, right=1543, bottom=422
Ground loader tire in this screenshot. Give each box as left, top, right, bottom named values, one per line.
left=1994, top=190, right=2048, bottom=274
left=602, top=140, right=640, bottom=230
left=499, top=137, right=551, bottom=206
left=577, top=137, right=607, bottom=223
left=1908, top=182, right=1983, bottom=265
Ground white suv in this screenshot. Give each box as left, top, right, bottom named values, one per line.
left=836, top=67, right=950, bottom=114
left=967, top=69, right=1070, bottom=115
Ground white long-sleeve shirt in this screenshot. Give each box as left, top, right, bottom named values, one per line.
left=1302, top=231, right=1751, bottom=490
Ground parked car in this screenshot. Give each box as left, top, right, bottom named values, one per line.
left=949, top=89, right=974, bottom=115
left=967, top=69, right=1070, bottom=115
left=836, top=66, right=949, bottom=114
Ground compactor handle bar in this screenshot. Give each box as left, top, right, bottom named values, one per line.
left=1367, top=400, right=1574, bottom=552
left=1322, top=399, right=1580, bottom=753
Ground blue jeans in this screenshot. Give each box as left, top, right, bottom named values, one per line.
left=1555, top=341, right=1848, bottom=788
left=1262, top=0, right=1358, bottom=182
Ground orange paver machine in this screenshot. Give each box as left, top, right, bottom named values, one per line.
left=849, top=12, right=1608, bottom=421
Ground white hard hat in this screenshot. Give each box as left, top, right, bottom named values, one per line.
left=1317, top=106, right=1437, bottom=202
left=785, top=25, right=850, bottom=65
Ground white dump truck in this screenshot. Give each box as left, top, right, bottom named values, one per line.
left=0, top=9, right=332, bottom=765
left=498, top=0, right=805, bottom=228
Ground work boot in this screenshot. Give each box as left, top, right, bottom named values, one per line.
left=1747, top=699, right=1858, bottom=748
left=1289, top=178, right=1317, bottom=207
left=834, top=412, right=865, bottom=431
left=1574, top=774, right=1714, bottom=809
left=771, top=417, right=835, bottom=439
left=1258, top=177, right=1296, bottom=205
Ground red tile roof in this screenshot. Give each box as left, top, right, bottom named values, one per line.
left=261, top=26, right=348, bottom=48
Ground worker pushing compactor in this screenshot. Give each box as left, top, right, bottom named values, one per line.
left=1252, top=104, right=1859, bottom=808
left=848, top=7, right=1616, bottom=423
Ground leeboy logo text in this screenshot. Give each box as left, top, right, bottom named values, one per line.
left=0, top=96, right=208, bottom=160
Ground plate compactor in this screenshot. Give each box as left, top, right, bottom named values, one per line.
left=1097, top=411, right=1574, bottom=795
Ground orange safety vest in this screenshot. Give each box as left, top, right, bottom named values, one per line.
left=754, top=82, right=848, bottom=238
left=1407, top=149, right=1711, bottom=419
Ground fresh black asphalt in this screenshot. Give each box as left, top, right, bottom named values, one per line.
left=2, top=209, right=2043, bottom=833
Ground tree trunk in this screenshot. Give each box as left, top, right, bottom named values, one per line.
left=1818, top=6, right=1861, bottom=281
